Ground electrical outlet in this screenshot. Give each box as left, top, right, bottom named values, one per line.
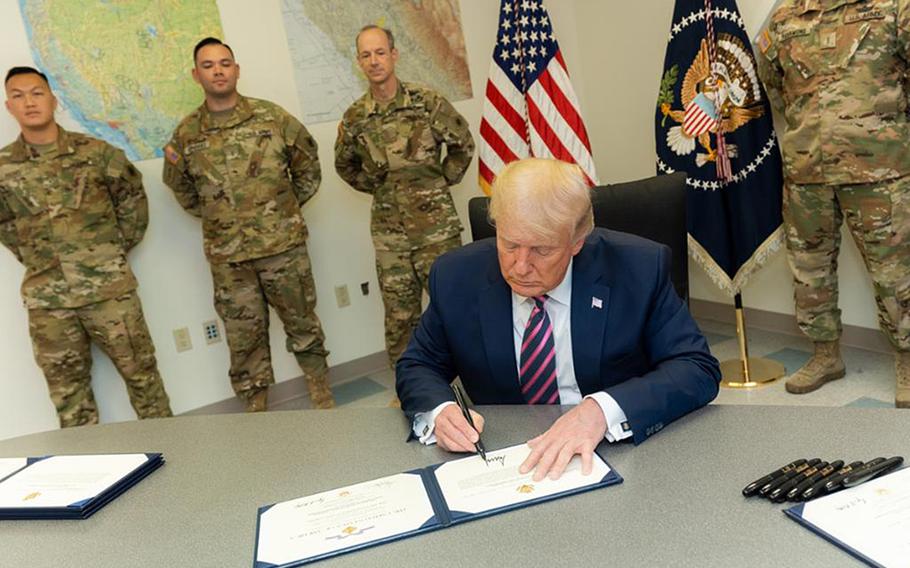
left=334, top=284, right=351, bottom=308
left=203, top=320, right=221, bottom=345
left=173, top=327, right=192, bottom=352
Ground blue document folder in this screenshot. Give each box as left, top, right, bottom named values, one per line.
left=785, top=503, right=884, bottom=568
left=253, top=448, right=622, bottom=567
left=0, top=453, right=164, bottom=520
left=784, top=466, right=910, bottom=568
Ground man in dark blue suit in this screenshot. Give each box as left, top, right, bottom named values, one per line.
left=396, top=158, right=720, bottom=481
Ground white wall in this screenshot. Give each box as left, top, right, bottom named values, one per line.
left=572, top=0, right=880, bottom=326
left=0, top=0, right=885, bottom=440
left=0, top=0, right=584, bottom=439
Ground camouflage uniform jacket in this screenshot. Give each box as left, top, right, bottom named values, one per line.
left=757, top=0, right=910, bottom=184
left=0, top=127, right=144, bottom=309
left=163, top=95, right=320, bottom=264
left=334, top=82, right=474, bottom=251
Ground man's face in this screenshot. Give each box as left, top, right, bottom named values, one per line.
left=496, top=218, right=585, bottom=298
left=192, top=44, right=239, bottom=98
left=356, top=28, right=398, bottom=87
left=5, top=73, right=56, bottom=130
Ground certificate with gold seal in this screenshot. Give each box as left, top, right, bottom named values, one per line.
left=255, top=473, right=436, bottom=567
left=0, top=453, right=164, bottom=520
left=433, top=443, right=613, bottom=517
left=253, top=444, right=620, bottom=567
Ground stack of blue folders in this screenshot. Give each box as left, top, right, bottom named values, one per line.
left=0, top=453, right=164, bottom=520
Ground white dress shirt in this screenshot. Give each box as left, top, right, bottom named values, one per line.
left=413, top=259, right=634, bottom=445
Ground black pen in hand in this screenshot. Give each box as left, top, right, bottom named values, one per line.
left=452, top=384, right=487, bottom=463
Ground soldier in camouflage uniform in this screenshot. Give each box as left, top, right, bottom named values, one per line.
left=757, top=0, right=910, bottom=407
left=163, top=38, right=334, bottom=411
left=0, top=67, right=173, bottom=427
left=335, top=26, right=474, bottom=368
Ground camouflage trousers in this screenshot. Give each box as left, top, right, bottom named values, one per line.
left=210, top=244, right=333, bottom=406
left=375, top=236, right=462, bottom=366
left=784, top=176, right=910, bottom=350
left=27, top=292, right=172, bottom=428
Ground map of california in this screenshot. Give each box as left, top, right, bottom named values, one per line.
left=20, top=0, right=223, bottom=161
left=19, top=1, right=471, bottom=158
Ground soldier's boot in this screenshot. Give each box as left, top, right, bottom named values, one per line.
left=306, top=373, right=335, bottom=409
left=245, top=388, right=269, bottom=413
left=896, top=352, right=910, bottom=409
left=785, top=341, right=846, bottom=394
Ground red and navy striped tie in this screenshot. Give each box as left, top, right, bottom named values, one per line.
left=519, top=296, right=560, bottom=405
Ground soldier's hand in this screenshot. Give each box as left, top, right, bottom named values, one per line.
left=434, top=404, right=485, bottom=453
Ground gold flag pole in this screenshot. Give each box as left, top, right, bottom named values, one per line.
left=720, top=293, right=784, bottom=388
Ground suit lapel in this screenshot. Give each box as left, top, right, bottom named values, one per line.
left=478, top=269, right=521, bottom=401
left=571, top=244, right=610, bottom=395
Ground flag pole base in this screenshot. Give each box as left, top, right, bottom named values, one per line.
left=720, top=357, right=785, bottom=388
left=718, top=293, right=785, bottom=388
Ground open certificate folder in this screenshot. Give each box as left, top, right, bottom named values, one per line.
left=0, top=457, right=28, bottom=482
left=785, top=466, right=910, bottom=568
left=0, top=453, right=164, bottom=520
left=254, top=443, right=622, bottom=567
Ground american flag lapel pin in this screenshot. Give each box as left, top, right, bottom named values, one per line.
left=591, top=297, right=603, bottom=309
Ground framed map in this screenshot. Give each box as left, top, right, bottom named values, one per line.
left=282, top=0, right=473, bottom=124
left=20, top=0, right=223, bottom=161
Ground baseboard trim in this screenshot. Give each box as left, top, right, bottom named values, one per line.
left=180, top=351, right=390, bottom=416
left=690, top=299, right=893, bottom=354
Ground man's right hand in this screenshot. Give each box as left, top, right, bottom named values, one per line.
left=434, top=404, right=485, bottom=453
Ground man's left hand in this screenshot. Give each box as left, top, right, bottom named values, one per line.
left=519, top=398, right=607, bottom=481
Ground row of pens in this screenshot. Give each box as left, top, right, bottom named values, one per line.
left=741, top=456, right=904, bottom=503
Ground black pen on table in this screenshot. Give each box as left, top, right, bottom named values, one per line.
left=771, top=460, right=828, bottom=502
left=841, top=456, right=904, bottom=488
left=788, top=460, right=843, bottom=502
left=824, top=458, right=885, bottom=494
left=452, top=384, right=488, bottom=464
left=742, top=459, right=807, bottom=497
left=802, top=461, right=863, bottom=501
left=760, top=459, right=820, bottom=496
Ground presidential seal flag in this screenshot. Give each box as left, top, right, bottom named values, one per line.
left=478, top=0, right=597, bottom=194
left=656, top=0, right=784, bottom=294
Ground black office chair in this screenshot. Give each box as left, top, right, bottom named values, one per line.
left=467, top=171, right=689, bottom=302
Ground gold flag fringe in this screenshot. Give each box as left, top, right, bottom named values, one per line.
left=687, top=225, right=784, bottom=296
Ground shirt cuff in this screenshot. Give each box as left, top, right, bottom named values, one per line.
left=585, top=392, right=633, bottom=443
left=412, top=401, right=457, bottom=445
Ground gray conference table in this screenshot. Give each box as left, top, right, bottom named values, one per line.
left=0, top=404, right=907, bottom=567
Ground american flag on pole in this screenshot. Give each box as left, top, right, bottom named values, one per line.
left=478, top=0, right=597, bottom=194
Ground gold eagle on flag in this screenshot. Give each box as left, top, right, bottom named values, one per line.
left=660, top=34, right=764, bottom=168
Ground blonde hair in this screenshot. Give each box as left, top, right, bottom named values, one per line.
left=489, top=158, right=594, bottom=243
